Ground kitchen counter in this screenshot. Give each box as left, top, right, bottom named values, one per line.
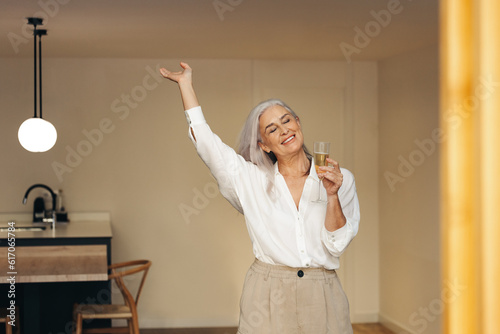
left=0, top=211, right=112, bottom=240
left=0, top=212, right=112, bottom=283
left=0, top=212, right=113, bottom=333
left=0, top=220, right=112, bottom=240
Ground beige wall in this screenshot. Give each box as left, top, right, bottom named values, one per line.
left=378, top=46, right=441, bottom=334
left=0, top=57, right=378, bottom=327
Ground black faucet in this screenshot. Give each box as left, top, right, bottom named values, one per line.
left=23, top=184, right=57, bottom=227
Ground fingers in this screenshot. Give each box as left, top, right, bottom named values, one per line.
left=320, top=167, right=343, bottom=195
left=159, top=67, right=181, bottom=80
left=319, top=158, right=340, bottom=173
left=321, top=169, right=343, bottom=183
left=159, top=68, right=171, bottom=78
left=326, top=157, right=339, bottom=169
left=180, top=61, right=191, bottom=69
left=318, top=158, right=343, bottom=194
left=159, top=62, right=192, bottom=82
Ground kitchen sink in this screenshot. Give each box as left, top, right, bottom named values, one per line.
left=0, top=225, right=47, bottom=232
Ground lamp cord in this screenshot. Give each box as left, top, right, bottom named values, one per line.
left=39, top=32, right=42, bottom=119
left=33, top=24, right=37, bottom=118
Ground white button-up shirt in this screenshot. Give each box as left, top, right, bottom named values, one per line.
left=185, top=106, right=360, bottom=270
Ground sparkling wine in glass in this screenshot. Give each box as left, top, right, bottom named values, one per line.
left=313, top=142, right=330, bottom=202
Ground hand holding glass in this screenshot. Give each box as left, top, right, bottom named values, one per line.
left=313, top=142, right=330, bottom=202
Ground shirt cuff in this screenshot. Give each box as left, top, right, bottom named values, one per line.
left=184, top=106, right=206, bottom=126
left=323, top=222, right=350, bottom=243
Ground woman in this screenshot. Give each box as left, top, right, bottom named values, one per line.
left=160, top=62, right=360, bottom=334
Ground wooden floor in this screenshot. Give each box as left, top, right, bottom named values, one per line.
left=141, top=323, right=394, bottom=334
left=352, top=323, right=395, bottom=334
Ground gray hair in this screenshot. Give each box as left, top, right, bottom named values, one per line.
left=237, top=98, right=312, bottom=193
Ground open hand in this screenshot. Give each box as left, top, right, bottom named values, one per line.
left=159, top=62, right=192, bottom=85
left=159, top=62, right=199, bottom=110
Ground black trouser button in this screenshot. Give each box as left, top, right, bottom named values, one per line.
left=297, top=270, right=304, bottom=278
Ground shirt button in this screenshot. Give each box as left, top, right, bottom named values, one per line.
left=305, top=263, right=310, bottom=267
left=297, top=270, right=304, bottom=278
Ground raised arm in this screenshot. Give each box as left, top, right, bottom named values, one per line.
left=160, top=63, right=247, bottom=213
left=160, top=62, right=199, bottom=111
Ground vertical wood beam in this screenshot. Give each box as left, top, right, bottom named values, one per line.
left=441, top=0, right=500, bottom=332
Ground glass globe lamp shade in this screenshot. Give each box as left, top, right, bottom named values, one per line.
left=18, top=117, right=57, bottom=152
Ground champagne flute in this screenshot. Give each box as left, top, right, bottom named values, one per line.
left=313, top=141, right=330, bottom=202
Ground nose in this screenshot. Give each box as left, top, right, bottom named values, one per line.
left=280, top=125, right=289, bottom=135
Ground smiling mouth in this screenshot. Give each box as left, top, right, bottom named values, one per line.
left=282, top=135, right=295, bottom=145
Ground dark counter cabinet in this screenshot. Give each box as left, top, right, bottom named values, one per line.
left=0, top=218, right=112, bottom=334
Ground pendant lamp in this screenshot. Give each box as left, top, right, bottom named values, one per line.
left=18, top=17, right=57, bottom=153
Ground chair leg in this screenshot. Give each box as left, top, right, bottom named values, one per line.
left=126, top=319, right=134, bottom=334
left=75, top=312, right=83, bottom=334
left=6, top=321, right=12, bottom=334
left=15, top=307, right=20, bottom=334
left=2, top=306, right=20, bottom=334
left=131, top=317, right=140, bottom=334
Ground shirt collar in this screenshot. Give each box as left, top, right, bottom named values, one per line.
left=274, top=158, right=319, bottom=181
left=309, top=158, right=320, bottom=182
left=273, top=162, right=280, bottom=176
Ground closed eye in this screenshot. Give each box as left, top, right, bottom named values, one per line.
left=264, top=113, right=292, bottom=134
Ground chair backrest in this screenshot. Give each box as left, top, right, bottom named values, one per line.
left=108, top=260, right=152, bottom=308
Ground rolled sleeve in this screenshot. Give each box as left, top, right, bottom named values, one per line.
left=321, top=168, right=360, bottom=257
left=321, top=219, right=356, bottom=257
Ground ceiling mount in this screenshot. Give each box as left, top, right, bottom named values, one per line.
left=35, top=29, right=47, bottom=37
left=27, top=17, right=43, bottom=27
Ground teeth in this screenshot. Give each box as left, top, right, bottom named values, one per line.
left=282, top=135, right=294, bottom=144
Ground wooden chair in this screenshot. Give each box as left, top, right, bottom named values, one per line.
left=0, top=307, right=20, bottom=334
left=73, top=259, right=152, bottom=334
